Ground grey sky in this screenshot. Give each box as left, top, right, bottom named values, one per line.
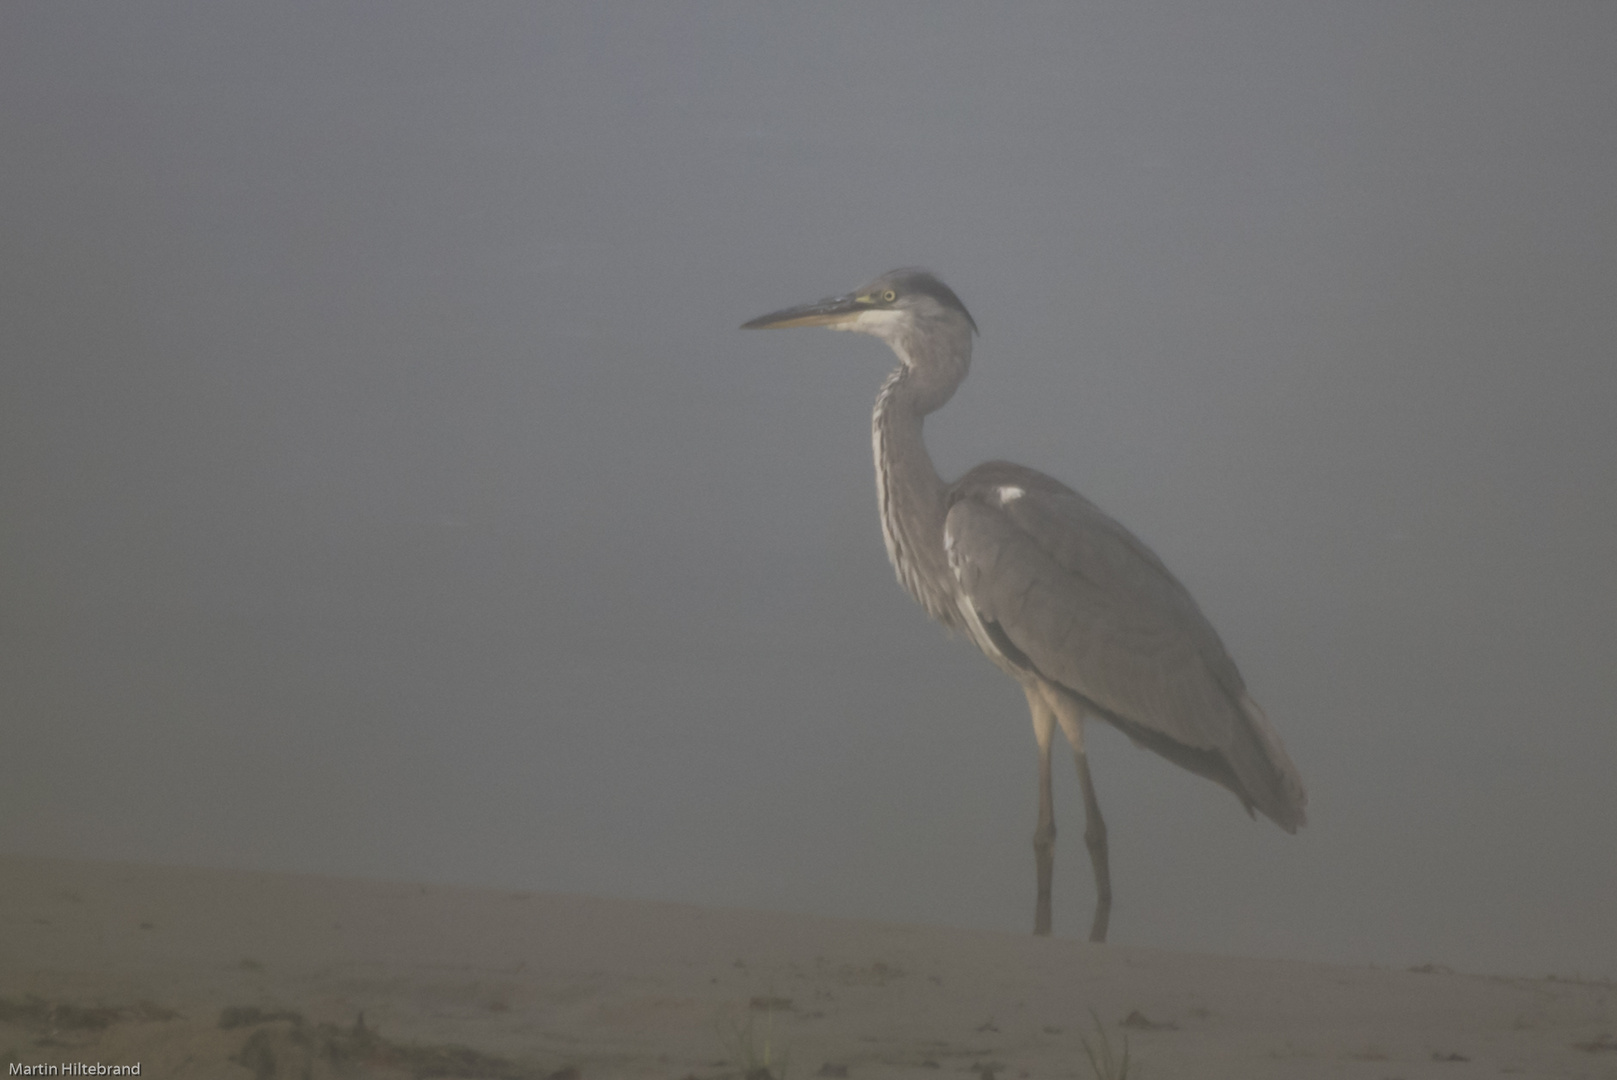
left=3, top=4, right=1614, bottom=978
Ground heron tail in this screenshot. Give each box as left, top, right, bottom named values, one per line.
left=1233, top=693, right=1308, bottom=832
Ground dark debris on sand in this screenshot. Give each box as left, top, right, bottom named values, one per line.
left=225, top=1007, right=565, bottom=1080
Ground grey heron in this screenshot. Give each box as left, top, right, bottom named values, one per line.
left=743, top=268, right=1306, bottom=943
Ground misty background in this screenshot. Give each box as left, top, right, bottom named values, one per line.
left=3, top=5, right=1614, bottom=979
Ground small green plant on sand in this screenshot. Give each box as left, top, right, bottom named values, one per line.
left=717, top=1006, right=791, bottom=1080
left=1080, top=1009, right=1131, bottom=1080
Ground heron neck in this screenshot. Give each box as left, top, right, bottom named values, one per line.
left=872, top=362, right=961, bottom=627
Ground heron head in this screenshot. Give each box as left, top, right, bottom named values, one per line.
left=741, top=268, right=978, bottom=350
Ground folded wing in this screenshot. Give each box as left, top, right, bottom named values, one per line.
left=944, top=462, right=1306, bottom=831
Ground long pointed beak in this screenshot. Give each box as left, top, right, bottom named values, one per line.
left=741, top=293, right=863, bottom=330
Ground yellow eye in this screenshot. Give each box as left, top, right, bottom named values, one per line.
left=881, top=290, right=897, bottom=303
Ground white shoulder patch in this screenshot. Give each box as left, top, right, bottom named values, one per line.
left=943, top=521, right=967, bottom=578
left=997, top=485, right=1025, bottom=504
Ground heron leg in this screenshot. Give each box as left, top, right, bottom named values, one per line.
left=1053, top=698, right=1111, bottom=943
left=1025, top=685, right=1057, bottom=937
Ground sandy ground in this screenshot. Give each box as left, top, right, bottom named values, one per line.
left=1, top=855, right=1613, bottom=1079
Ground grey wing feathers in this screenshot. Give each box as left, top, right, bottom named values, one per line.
left=944, top=462, right=1307, bottom=832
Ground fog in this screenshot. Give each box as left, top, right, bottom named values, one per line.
left=4, top=4, right=1614, bottom=978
